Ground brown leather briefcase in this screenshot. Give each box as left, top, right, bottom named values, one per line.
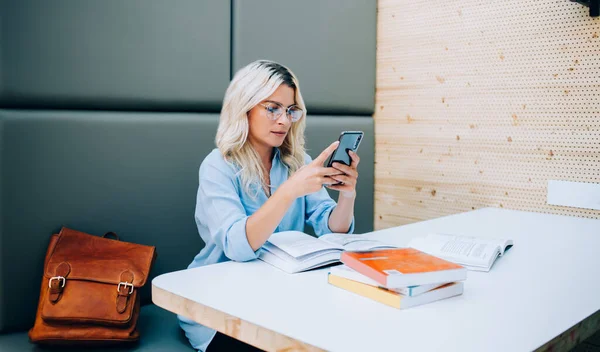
left=28, top=227, right=156, bottom=345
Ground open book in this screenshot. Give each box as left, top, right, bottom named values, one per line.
left=258, top=231, right=396, bottom=274
left=408, top=233, right=513, bottom=272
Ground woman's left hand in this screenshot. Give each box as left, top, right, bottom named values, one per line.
left=326, top=151, right=360, bottom=198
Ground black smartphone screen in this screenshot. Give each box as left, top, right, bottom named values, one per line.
left=326, top=131, right=364, bottom=167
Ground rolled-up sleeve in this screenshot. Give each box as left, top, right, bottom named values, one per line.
left=303, top=154, right=355, bottom=237
left=196, top=163, right=259, bottom=262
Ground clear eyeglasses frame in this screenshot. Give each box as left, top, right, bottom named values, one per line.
left=259, top=101, right=304, bottom=122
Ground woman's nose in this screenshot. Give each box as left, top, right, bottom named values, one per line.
left=275, top=113, right=291, bottom=125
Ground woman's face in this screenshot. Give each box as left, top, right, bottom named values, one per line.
left=247, top=84, right=297, bottom=154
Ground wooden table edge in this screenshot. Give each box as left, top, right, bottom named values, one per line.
left=534, top=309, right=600, bottom=352
left=152, top=284, right=325, bottom=352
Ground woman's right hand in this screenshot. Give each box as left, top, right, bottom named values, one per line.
left=283, top=141, right=342, bottom=198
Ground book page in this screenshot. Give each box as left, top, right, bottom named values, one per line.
left=266, top=231, right=341, bottom=258
left=409, top=234, right=502, bottom=268
left=496, top=238, right=514, bottom=255
left=319, top=233, right=396, bottom=251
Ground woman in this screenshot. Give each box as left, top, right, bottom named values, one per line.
left=178, top=60, right=359, bottom=351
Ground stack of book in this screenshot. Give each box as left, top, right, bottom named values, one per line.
left=327, top=248, right=468, bottom=309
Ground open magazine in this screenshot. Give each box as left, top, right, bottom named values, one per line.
left=408, top=233, right=514, bottom=272
left=258, top=231, right=396, bottom=274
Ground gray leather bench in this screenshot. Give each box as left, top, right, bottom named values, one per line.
left=0, top=110, right=374, bottom=351
left=0, top=0, right=375, bottom=350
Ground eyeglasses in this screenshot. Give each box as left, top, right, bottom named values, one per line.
left=259, top=101, right=304, bottom=122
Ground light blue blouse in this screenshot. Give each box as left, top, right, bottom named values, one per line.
left=178, top=148, right=354, bottom=351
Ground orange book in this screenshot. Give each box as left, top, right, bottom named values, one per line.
left=340, top=248, right=467, bottom=288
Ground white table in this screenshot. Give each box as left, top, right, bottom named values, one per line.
left=152, top=207, right=600, bottom=351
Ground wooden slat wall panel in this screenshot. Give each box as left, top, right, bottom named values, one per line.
left=375, top=0, right=600, bottom=229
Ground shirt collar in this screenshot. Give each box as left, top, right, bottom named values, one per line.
left=272, top=147, right=281, bottom=162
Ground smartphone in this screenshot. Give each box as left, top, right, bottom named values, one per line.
left=326, top=131, right=364, bottom=167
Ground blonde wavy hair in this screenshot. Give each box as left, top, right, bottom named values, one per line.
left=216, top=60, right=307, bottom=197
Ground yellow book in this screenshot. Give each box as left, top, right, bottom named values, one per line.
left=328, top=274, right=463, bottom=309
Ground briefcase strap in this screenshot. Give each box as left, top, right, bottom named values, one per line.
left=117, top=270, right=135, bottom=314
left=48, top=262, right=71, bottom=304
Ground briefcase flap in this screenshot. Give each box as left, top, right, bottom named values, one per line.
left=44, top=227, right=156, bottom=287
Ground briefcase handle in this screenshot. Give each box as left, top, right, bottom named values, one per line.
left=102, top=232, right=120, bottom=241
